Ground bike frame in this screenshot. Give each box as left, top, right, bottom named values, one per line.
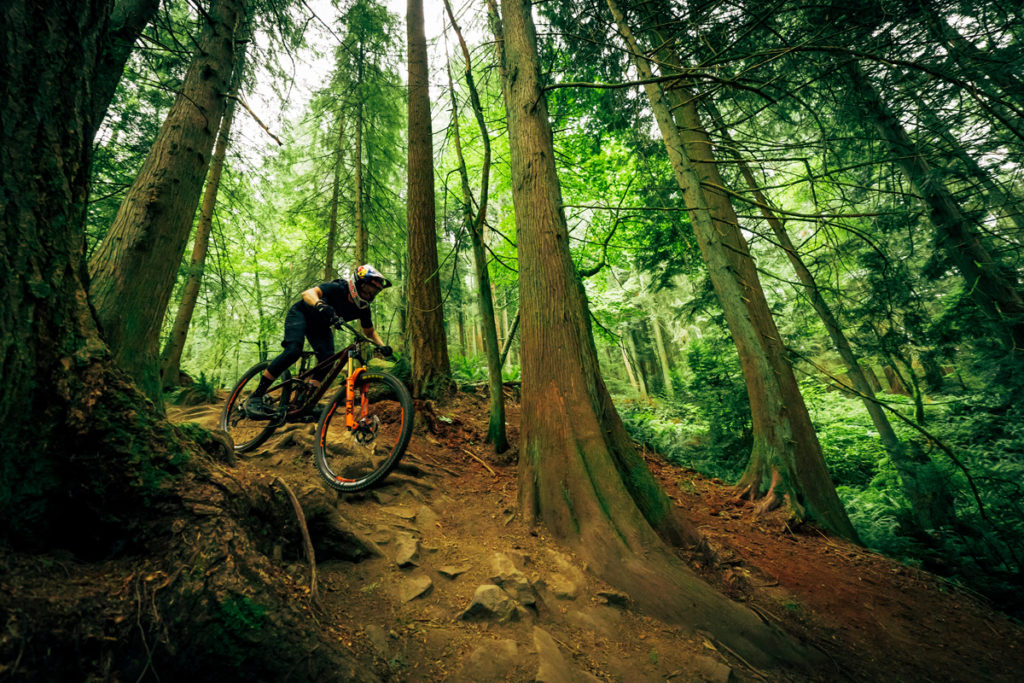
left=266, top=322, right=374, bottom=425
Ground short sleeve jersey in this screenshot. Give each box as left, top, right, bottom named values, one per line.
left=297, top=279, right=373, bottom=328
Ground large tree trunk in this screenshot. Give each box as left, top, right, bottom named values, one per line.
left=492, top=0, right=818, bottom=669
left=1, top=5, right=372, bottom=676
left=160, top=30, right=249, bottom=388
left=89, top=0, right=246, bottom=408
left=444, top=0, right=509, bottom=452
left=844, top=59, right=1024, bottom=352
left=2, top=0, right=120, bottom=535
left=608, top=2, right=857, bottom=540
left=405, top=0, right=451, bottom=397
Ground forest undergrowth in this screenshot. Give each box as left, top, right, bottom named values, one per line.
left=619, top=341, right=1024, bottom=620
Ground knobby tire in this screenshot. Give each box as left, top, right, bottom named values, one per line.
left=314, top=371, right=413, bottom=492
left=220, top=362, right=292, bottom=453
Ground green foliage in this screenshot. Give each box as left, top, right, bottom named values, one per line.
left=203, top=594, right=270, bottom=667
left=451, top=354, right=488, bottom=385
left=168, top=372, right=219, bottom=406
left=837, top=484, right=923, bottom=559
left=501, top=362, right=521, bottom=383
left=799, top=380, right=887, bottom=488
left=617, top=334, right=752, bottom=482
left=683, top=338, right=753, bottom=464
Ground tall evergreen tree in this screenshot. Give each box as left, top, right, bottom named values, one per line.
left=160, top=19, right=250, bottom=388
left=405, top=0, right=451, bottom=396
left=444, top=0, right=508, bottom=452
left=491, top=0, right=818, bottom=667
left=89, top=0, right=248, bottom=407
left=607, top=0, right=858, bottom=539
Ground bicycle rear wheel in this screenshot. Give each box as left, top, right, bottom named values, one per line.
left=315, top=371, right=413, bottom=492
left=220, top=363, right=292, bottom=453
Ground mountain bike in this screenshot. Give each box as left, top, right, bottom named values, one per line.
left=220, top=321, right=414, bottom=492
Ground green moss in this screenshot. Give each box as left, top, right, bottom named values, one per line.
left=202, top=595, right=271, bottom=667
left=219, top=595, right=269, bottom=635
left=561, top=484, right=581, bottom=534
left=626, top=462, right=668, bottom=527
left=577, top=446, right=628, bottom=546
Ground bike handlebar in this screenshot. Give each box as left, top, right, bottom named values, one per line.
left=334, top=320, right=381, bottom=348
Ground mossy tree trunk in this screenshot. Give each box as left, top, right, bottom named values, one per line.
left=608, top=1, right=857, bottom=540
left=491, top=0, right=819, bottom=669
left=406, top=0, right=451, bottom=397
left=89, top=0, right=247, bottom=409
left=1, top=4, right=372, bottom=677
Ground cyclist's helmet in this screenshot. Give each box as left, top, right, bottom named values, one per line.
left=350, top=264, right=393, bottom=308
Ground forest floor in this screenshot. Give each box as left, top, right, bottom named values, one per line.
left=4, top=388, right=1021, bottom=681
left=164, top=388, right=1024, bottom=682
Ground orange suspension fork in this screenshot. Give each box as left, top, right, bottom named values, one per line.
left=344, top=358, right=367, bottom=430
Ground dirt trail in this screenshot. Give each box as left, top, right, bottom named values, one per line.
left=168, top=391, right=1024, bottom=682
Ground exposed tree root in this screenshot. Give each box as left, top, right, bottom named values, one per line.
left=735, top=468, right=807, bottom=523
left=3, top=367, right=379, bottom=682
left=753, top=469, right=783, bottom=515
left=275, top=477, right=319, bottom=603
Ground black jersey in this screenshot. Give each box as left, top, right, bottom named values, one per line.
left=295, top=279, right=373, bottom=328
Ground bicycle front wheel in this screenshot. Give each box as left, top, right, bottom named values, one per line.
left=315, top=371, right=413, bottom=492
left=220, top=363, right=292, bottom=453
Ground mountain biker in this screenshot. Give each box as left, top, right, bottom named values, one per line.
left=245, top=264, right=394, bottom=419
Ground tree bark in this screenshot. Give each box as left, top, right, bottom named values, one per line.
left=608, top=2, right=857, bottom=540
left=406, top=0, right=451, bottom=397
left=354, top=100, right=367, bottom=267
left=89, top=0, right=246, bottom=408
left=491, top=0, right=819, bottom=668
left=625, top=329, right=649, bottom=398
left=443, top=3, right=509, bottom=452
left=160, top=29, right=249, bottom=388
left=1, top=9, right=374, bottom=676
left=650, top=313, right=675, bottom=398
left=325, top=117, right=345, bottom=280
left=844, top=59, right=1024, bottom=352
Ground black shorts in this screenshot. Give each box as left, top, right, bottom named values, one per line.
left=282, top=305, right=335, bottom=360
